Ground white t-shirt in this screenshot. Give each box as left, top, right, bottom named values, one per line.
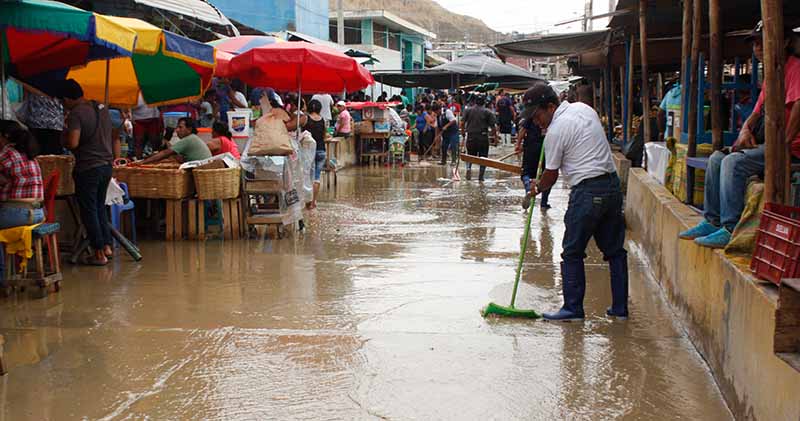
left=311, top=94, right=334, bottom=121
left=544, top=101, right=617, bottom=187
left=233, top=91, right=248, bottom=109
left=131, top=95, right=159, bottom=121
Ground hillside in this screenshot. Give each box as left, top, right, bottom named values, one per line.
left=331, top=0, right=504, bottom=43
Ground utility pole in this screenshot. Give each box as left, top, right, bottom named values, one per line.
left=337, top=0, right=344, bottom=45
left=584, top=0, right=594, bottom=31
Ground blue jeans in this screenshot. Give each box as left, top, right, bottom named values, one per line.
left=562, top=174, right=626, bottom=263
left=74, top=165, right=113, bottom=250
left=522, top=175, right=550, bottom=205
left=703, top=145, right=765, bottom=232
left=440, top=132, right=459, bottom=164
left=314, top=150, right=326, bottom=181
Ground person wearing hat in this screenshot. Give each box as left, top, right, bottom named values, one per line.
left=523, top=82, right=628, bottom=321
left=680, top=21, right=800, bottom=248
left=58, top=79, right=117, bottom=266
left=334, top=101, right=351, bottom=139
left=460, top=95, right=496, bottom=181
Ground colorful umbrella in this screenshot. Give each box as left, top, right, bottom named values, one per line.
left=228, top=41, right=374, bottom=93
left=0, top=0, right=137, bottom=78
left=61, top=17, right=215, bottom=107
left=207, top=35, right=283, bottom=78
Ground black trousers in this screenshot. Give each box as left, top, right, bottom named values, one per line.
left=466, top=137, right=489, bottom=178
left=74, top=165, right=113, bottom=250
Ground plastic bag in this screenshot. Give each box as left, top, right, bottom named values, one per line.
left=281, top=154, right=304, bottom=226
left=105, top=177, right=125, bottom=205
left=247, top=115, right=293, bottom=156
left=297, top=131, right=316, bottom=202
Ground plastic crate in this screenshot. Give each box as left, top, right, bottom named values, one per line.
left=750, top=203, right=800, bottom=285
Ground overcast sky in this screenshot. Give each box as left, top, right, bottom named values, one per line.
left=432, top=0, right=615, bottom=35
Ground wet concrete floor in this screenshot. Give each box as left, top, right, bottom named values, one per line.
left=0, top=158, right=731, bottom=420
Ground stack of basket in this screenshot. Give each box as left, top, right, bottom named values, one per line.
left=36, top=155, right=75, bottom=195
left=112, top=162, right=195, bottom=199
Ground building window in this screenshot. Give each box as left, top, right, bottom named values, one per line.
left=373, top=23, right=387, bottom=47
left=388, top=32, right=400, bottom=51
left=329, top=20, right=361, bottom=44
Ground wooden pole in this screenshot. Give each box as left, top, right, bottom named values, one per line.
left=620, top=65, right=626, bottom=141
left=681, top=0, right=692, bottom=137
left=626, top=32, right=635, bottom=144
left=639, top=0, right=651, bottom=144
left=611, top=63, right=617, bottom=131
left=687, top=0, right=702, bottom=158
left=761, top=0, right=788, bottom=204
left=709, top=0, right=723, bottom=151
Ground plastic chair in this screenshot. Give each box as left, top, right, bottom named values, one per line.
left=111, top=182, right=136, bottom=245
left=42, top=172, right=61, bottom=271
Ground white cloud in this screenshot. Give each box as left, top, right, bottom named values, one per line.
left=432, top=0, right=616, bottom=34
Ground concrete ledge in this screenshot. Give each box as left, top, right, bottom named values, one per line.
left=625, top=168, right=800, bottom=420
left=612, top=151, right=631, bottom=192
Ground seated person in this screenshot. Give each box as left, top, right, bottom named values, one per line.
left=207, top=122, right=241, bottom=159
left=136, top=117, right=211, bottom=165
left=680, top=21, right=800, bottom=248
left=0, top=120, right=44, bottom=229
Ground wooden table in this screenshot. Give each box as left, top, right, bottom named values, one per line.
left=358, top=132, right=389, bottom=165
left=324, top=138, right=340, bottom=188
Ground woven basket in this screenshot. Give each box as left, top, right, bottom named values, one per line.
left=193, top=167, right=241, bottom=200
left=113, top=164, right=194, bottom=199
left=36, top=155, right=75, bottom=195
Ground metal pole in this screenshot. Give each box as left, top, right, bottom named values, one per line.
left=761, top=0, right=788, bottom=203
left=681, top=0, right=692, bottom=138
left=1, top=32, right=6, bottom=119
left=104, top=60, right=111, bottom=105
left=337, top=0, right=344, bottom=46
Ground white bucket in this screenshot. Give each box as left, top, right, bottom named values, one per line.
left=228, top=109, right=252, bottom=138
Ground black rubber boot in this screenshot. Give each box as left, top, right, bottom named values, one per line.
left=543, top=261, right=586, bottom=321
left=607, top=254, right=629, bottom=319
left=478, top=166, right=486, bottom=182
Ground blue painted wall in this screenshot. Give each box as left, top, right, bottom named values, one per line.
left=213, top=0, right=329, bottom=40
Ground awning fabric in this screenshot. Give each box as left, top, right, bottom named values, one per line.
left=492, top=30, right=610, bottom=59
left=133, top=0, right=237, bottom=30
left=372, top=54, right=543, bottom=89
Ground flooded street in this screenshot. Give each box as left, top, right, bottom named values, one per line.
left=0, top=162, right=731, bottom=420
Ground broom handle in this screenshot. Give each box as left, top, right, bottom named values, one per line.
left=509, top=143, right=546, bottom=309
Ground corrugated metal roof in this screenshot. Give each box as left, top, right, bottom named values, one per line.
left=134, top=0, right=236, bottom=30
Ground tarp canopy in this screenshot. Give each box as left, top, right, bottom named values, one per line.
left=492, top=30, right=610, bottom=59
left=372, top=54, right=543, bottom=89
left=134, top=0, right=238, bottom=32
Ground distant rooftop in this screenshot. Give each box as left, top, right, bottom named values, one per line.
left=329, top=10, right=437, bottom=40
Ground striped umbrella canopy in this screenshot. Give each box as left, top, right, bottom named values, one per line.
left=207, top=35, right=283, bottom=78
left=0, top=0, right=137, bottom=78
left=63, top=17, right=216, bottom=107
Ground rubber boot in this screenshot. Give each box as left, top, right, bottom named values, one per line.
left=543, top=261, right=586, bottom=321
left=479, top=165, right=486, bottom=182
left=606, top=254, right=629, bottom=319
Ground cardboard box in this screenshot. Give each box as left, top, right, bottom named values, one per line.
left=373, top=121, right=390, bottom=133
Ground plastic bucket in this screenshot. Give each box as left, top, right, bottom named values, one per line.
left=197, top=127, right=213, bottom=143
left=228, top=109, right=252, bottom=138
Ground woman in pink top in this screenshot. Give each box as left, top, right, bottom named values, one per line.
left=334, top=101, right=351, bottom=138
left=207, top=122, right=241, bottom=159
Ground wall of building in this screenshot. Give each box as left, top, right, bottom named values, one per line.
left=213, top=0, right=328, bottom=40
left=351, top=44, right=405, bottom=98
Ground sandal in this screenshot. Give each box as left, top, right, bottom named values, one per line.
left=82, top=256, right=108, bottom=266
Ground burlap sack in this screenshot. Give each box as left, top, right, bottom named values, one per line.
left=248, top=115, right=293, bottom=156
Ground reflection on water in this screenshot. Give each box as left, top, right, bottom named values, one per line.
left=0, top=163, right=730, bottom=420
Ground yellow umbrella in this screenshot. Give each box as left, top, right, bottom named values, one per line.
left=67, top=17, right=216, bottom=107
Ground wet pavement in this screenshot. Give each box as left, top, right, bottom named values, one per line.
left=0, top=157, right=731, bottom=420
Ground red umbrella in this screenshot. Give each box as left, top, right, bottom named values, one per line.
left=228, top=41, right=374, bottom=93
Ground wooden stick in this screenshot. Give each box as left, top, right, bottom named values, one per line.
left=687, top=0, right=702, bottom=158
left=610, top=64, right=617, bottom=134
left=498, top=151, right=521, bottom=162
left=639, top=0, right=651, bottom=144
left=460, top=153, right=521, bottom=174
left=761, top=0, right=788, bottom=203
left=709, top=0, right=724, bottom=151
left=626, top=33, right=635, bottom=144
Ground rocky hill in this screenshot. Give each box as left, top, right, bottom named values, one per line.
left=331, top=0, right=504, bottom=43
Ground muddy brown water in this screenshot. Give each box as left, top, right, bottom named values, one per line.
left=0, top=163, right=731, bottom=420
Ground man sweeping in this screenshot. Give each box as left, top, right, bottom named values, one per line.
left=523, top=83, right=629, bottom=321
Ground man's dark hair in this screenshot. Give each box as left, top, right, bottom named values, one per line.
left=178, top=117, right=198, bottom=134
left=523, top=83, right=560, bottom=111
left=57, top=79, right=84, bottom=100
left=475, top=96, right=486, bottom=106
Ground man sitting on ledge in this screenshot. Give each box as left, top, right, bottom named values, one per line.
left=680, top=22, right=800, bottom=248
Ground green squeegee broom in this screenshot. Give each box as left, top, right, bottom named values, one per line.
left=481, top=145, right=545, bottom=319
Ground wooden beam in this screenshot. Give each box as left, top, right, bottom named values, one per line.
left=626, top=33, right=635, bottom=143
left=687, top=0, right=702, bottom=159
left=761, top=0, right=789, bottom=204
left=460, top=154, right=521, bottom=174
left=610, top=64, right=617, bottom=133
left=709, top=0, right=724, bottom=151
left=639, top=0, right=651, bottom=144
left=681, top=0, right=692, bottom=122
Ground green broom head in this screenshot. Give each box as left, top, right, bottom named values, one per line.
left=481, top=302, right=540, bottom=319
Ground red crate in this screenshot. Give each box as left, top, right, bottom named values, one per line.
left=751, top=203, right=800, bottom=285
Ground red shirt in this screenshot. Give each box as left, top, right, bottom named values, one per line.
left=0, top=145, right=43, bottom=201
left=214, top=136, right=241, bottom=159
left=754, top=55, right=800, bottom=157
